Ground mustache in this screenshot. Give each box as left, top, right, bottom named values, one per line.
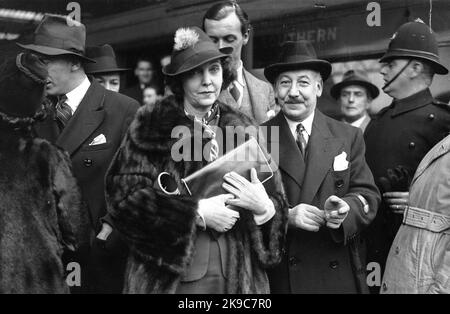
left=284, top=97, right=303, bottom=104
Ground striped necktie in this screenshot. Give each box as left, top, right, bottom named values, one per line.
left=56, top=95, right=72, bottom=129
left=296, top=123, right=307, bottom=157
left=230, top=81, right=241, bottom=104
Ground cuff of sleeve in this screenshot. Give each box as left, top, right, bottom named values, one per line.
left=196, top=210, right=207, bottom=231
left=100, top=215, right=114, bottom=229
left=253, top=202, right=276, bottom=225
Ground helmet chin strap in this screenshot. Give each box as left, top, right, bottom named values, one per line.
left=382, top=59, right=412, bottom=91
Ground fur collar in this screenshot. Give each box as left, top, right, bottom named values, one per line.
left=128, top=95, right=255, bottom=153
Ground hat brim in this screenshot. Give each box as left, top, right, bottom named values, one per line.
left=264, top=60, right=332, bottom=84
left=85, top=67, right=130, bottom=74
left=17, top=43, right=96, bottom=63
left=163, top=47, right=232, bottom=76
left=380, top=50, right=448, bottom=75
left=330, top=79, right=380, bottom=100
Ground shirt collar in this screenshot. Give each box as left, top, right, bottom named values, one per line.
left=65, top=76, right=91, bottom=114
left=391, top=88, right=433, bottom=117
left=345, top=114, right=369, bottom=128
left=235, top=60, right=246, bottom=87
left=284, top=110, right=315, bottom=139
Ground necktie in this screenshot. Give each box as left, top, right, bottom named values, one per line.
left=296, top=123, right=307, bottom=157
left=56, top=95, right=72, bottom=129
left=230, top=81, right=241, bottom=104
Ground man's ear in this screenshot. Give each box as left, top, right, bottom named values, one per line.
left=410, top=60, right=424, bottom=78
left=242, top=29, right=250, bottom=46
left=316, top=79, right=323, bottom=97
left=71, top=60, right=82, bottom=72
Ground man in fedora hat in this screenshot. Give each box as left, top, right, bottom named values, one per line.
left=203, top=1, right=277, bottom=124
left=18, top=14, right=140, bottom=293
left=330, top=69, right=380, bottom=132
left=262, top=40, right=380, bottom=293
left=85, top=44, right=130, bottom=93
left=364, top=20, right=450, bottom=292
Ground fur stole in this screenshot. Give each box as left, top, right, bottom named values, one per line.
left=106, top=95, right=288, bottom=293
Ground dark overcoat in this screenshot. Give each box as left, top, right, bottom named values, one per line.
left=264, top=110, right=380, bottom=294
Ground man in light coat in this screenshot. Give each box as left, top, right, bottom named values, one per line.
left=381, top=134, right=450, bottom=293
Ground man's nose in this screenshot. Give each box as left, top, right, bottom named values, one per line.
left=288, top=84, right=300, bottom=97
left=217, top=39, right=228, bottom=50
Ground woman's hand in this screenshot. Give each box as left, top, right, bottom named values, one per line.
left=198, top=194, right=240, bottom=233
left=222, top=168, right=272, bottom=215
left=383, top=191, right=409, bottom=214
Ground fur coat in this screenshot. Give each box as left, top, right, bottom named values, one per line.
left=0, top=113, right=88, bottom=293
left=105, top=95, right=289, bottom=294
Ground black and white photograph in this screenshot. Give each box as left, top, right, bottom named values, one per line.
left=0, top=0, right=449, bottom=299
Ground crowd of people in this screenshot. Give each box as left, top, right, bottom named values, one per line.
left=0, top=0, right=449, bottom=294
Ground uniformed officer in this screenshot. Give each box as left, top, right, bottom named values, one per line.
left=364, top=19, right=450, bottom=293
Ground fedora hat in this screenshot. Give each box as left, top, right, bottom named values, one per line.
left=264, top=40, right=332, bottom=84
left=17, top=14, right=95, bottom=63
left=85, top=44, right=129, bottom=74
left=380, top=20, right=448, bottom=75
left=330, top=69, right=380, bottom=99
left=163, top=26, right=232, bottom=76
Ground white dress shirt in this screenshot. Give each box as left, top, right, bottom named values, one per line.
left=346, top=114, right=369, bottom=129
left=65, top=75, right=91, bottom=114
left=284, top=111, right=315, bottom=145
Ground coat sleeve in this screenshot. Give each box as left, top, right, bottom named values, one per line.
left=105, top=135, right=198, bottom=275
left=52, top=149, right=88, bottom=252
left=331, top=129, right=381, bottom=245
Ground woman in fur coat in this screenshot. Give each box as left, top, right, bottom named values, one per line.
left=105, top=27, right=288, bottom=294
left=0, top=53, right=87, bottom=293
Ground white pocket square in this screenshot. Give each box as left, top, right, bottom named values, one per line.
left=89, top=134, right=106, bottom=146
left=333, top=151, right=349, bottom=171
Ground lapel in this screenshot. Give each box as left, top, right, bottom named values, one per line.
left=268, top=112, right=305, bottom=189
left=56, top=81, right=106, bottom=155
left=300, top=110, right=343, bottom=204
left=243, top=69, right=266, bottom=124
left=218, top=89, right=239, bottom=110
left=411, top=135, right=450, bottom=185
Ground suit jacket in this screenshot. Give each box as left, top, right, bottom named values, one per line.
left=219, top=69, right=275, bottom=125
left=263, top=110, right=380, bottom=293
left=34, top=80, right=139, bottom=292
left=35, top=80, right=139, bottom=231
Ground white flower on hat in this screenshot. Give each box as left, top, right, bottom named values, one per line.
left=173, top=28, right=199, bottom=51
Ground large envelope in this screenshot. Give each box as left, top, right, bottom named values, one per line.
left=182, top=137, right=277, bottom=199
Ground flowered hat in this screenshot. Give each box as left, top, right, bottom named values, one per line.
left=163, top=26, right=232, bottom=76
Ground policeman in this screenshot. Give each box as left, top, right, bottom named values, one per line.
left=364, top=19, right=450, bottom=293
